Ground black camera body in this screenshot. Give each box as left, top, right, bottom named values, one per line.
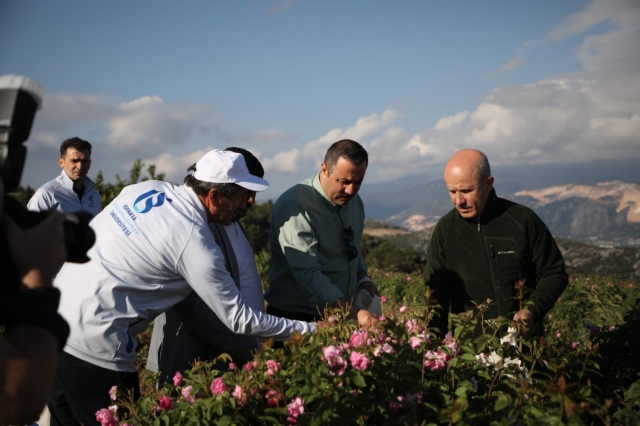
left=0, top=75, right=95, bottom=289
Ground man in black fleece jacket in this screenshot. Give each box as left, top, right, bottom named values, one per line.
left=425, top=149, right=568, bottom=336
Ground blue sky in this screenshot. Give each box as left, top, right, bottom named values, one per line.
left=1, top=0, right=638, bottom=199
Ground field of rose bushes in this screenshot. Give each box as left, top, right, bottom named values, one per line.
left=99, top=273, right=639, bottom=425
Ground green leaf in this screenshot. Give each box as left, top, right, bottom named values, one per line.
left=494, top=394, right=511, bottom=411
left=216, top=415, right=233, bottom=426
left=352, top=372, right=367, bottom=388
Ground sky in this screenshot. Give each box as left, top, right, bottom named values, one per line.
left=1, top=0, right=639, bottom=200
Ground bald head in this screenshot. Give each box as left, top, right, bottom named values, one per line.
left=444, top=149, right=491, bottom=182
left=444, top=149, right=494, bottom=219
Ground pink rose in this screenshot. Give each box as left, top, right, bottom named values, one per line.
left=95, top=405, right=118, bottom=426
left=399, top=305, right=407, bottom=313
left=409, top=336, right=423, bottom=349
left=287, top=396, right=305, bottom=421
left=349, top=329, right=369, bottom=348
left=182, top=385, right=196, bottom=403
left=266, top=359, right=280, bottom=372
left=350, top=351, right=371, bottom=371
left=381, top=295, right=388, bottom=303
left=232, top=385, right=249, bottom=407
left=405, top=319, right=424, bottom=335
left=244, top=362, right=254, bottom=371
left=158, top=396, right=173, bottom=411
left=210, top=377, right=228, bottom=395
left=571, top=342, right=578, bottom=349
left=424, top=349, right=447, bottom=370
left=373, top=343, right=395, bottom=356
left=443, top=332, right=459, bottom=356
left=322, top=345, right=348, bottom=376
left=265, top=389, right=281, bottom=406
left=172, top=371, right=183, bottom=387
left=109, top=385, right=118, bottom=401
left=228, top=362, right=237, bottom=370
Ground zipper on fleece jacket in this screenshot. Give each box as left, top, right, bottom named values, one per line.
left=477, top=219, right=498, bottom=314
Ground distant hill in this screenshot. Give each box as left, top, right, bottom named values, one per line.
left=363, top=178, right=640, bottom=248
left=364, top=220, right=640, bottom=280
left=511, top=181, right=640, bottom=246
left=360, top=159, right=640, bottom=244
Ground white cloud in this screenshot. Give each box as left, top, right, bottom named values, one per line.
left=578, top=26, right=640, bottom=73
left=258, top=108, right=401, bottom=174
left=434, top=111, right=469, bottom=130
left=223, top=128, right=296, bottom=145
left=33, top=93, right=118, bottom=134
left=108, top=96, right=210, bottom=150
left=546, top=0, right=639, bottom=41
left=260, top=148, right=301, bottom=173
left=141, top=148, right=214, bottom=183
left=493, top=56, right=524, bottom=73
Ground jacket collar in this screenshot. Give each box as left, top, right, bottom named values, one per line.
left=475, top=188, right=499, bottom=224
left=58, top=170, right=96, bottom=193
left=311, top=173, right=341, bottom=211
left=183, top=184, right=209, bottom=224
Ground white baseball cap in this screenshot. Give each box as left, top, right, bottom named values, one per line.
left=194, top=149, right=269, bottom=192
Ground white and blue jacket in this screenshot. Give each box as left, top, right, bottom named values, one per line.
left=55, top=180, right=315, bottom=372
left=27, top=170, right=101, bottom=217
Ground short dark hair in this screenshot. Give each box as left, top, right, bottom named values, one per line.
left=225, top=147, right=264, bottom=178
left=324, top=139, right=368, bottom=173
left=60, top=137, right=92, bottom=158
left=184, top=163, right=240, bottom=198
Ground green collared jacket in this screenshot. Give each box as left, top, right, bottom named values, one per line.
left=266, top=174, right=367, bottom=317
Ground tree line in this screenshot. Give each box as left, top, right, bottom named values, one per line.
left=10, top=160, right=424, bottom=275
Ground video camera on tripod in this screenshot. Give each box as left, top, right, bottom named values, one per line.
left=0, top=75, right=95, bottom=270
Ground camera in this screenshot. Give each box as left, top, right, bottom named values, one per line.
left=0, top=75, right=95, bottom=266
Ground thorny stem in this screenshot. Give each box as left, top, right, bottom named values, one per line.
left=487, top=364, right=502, bottom=400
left=578, top=346, right=592, bottom=388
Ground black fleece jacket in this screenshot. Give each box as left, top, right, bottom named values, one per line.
left=425, top=189, right=568, bottom=334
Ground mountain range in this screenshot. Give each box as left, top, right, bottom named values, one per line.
left=358, top=159, right=640, bottom=247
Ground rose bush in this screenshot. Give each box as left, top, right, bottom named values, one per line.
left=104, top=274, right=638, bottom=425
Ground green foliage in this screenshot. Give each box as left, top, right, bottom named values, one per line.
left=121, top=273, right=639, bottom=425
left=361, top=234, right=424, bottom=274
left=6, top=185, right=35, bottom=208
left=94, top=159, right=166, bottom=207
left=368, top=269, right=426, bottom=306
left=239, top=200, right=273, bottom=255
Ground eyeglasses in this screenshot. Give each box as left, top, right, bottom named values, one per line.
left=342, top=226, right=358, bottom=261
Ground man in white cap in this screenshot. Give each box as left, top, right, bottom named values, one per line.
left=48, top=150, right=316, bottom=426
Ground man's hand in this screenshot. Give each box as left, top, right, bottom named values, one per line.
left=356, top=309, right=379, bottom=329
left=359, top=279, right=380, bottom=297
left=513, top=309, right=534, bottom=334
left=330, top=298, right=378, bottom=329
left=3, top=211, right=67, bottom=289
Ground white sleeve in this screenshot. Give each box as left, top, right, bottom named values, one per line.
left=27, top=187, right=57, bottom=212
left=229, top=224, right=264, bottom=314
left=176, top=226, right=316, bottom=340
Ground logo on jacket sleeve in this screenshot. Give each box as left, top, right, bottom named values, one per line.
left=133, top=190, right=172, bottom=213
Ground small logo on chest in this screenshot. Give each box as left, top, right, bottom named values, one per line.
left=497, top=250, right=516, bottom=255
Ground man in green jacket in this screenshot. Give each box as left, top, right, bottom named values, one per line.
left=425, top=149, right=568, bottom=335
left=266, top=140, right=379, bottom=329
